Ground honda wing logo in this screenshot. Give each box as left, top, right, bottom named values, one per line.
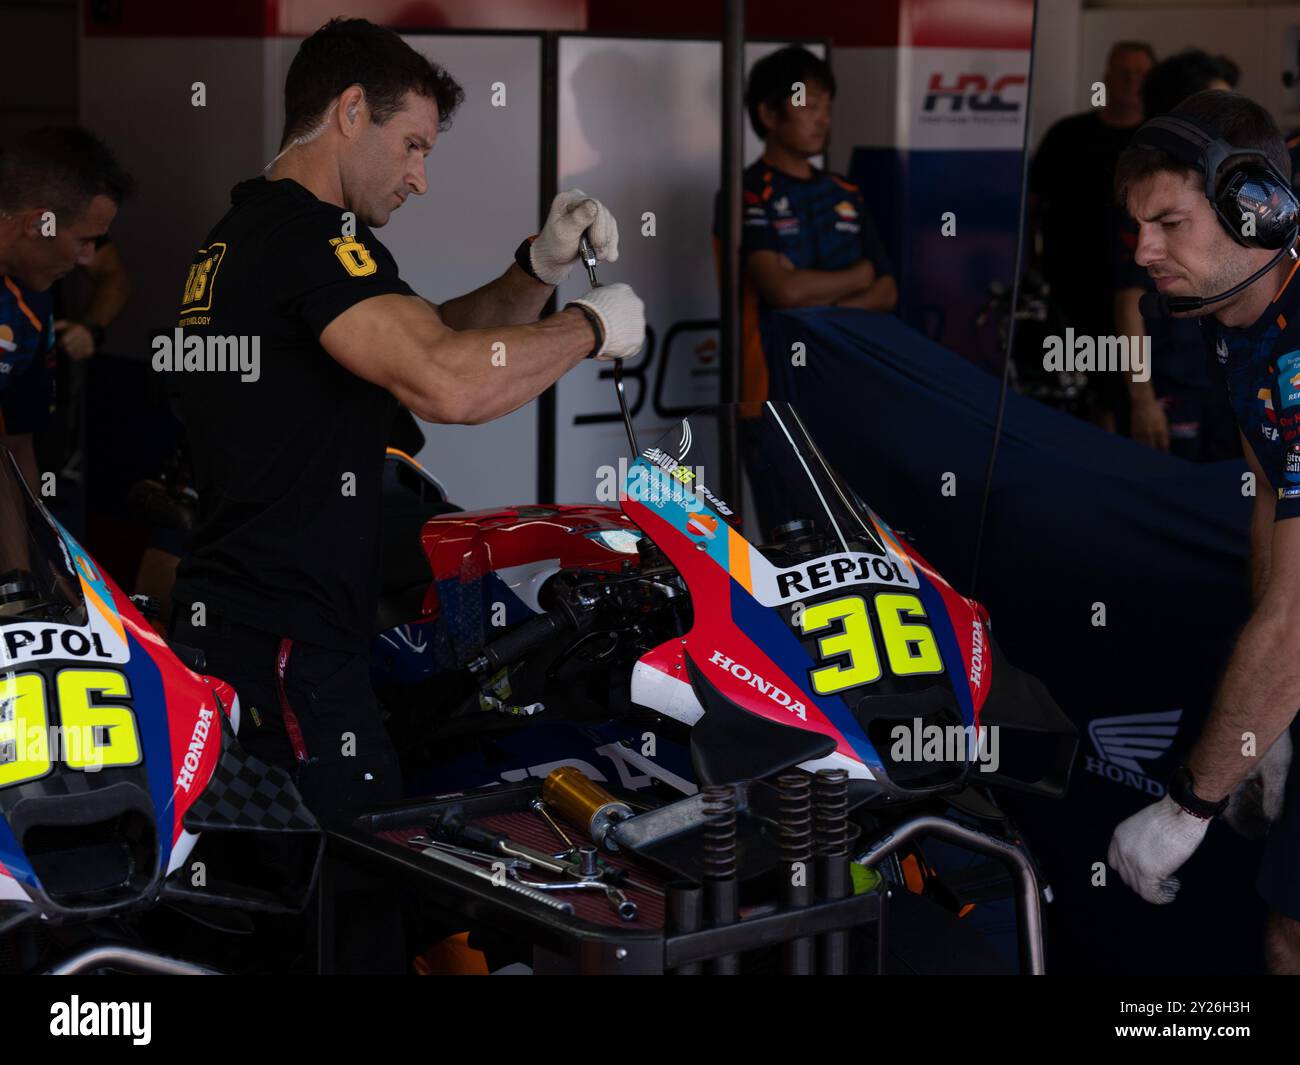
left=1085, top=709, right=1182, bottom=796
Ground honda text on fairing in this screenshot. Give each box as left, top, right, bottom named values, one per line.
left=375, top=400, right=1077, bottom=811
left=0, top=448, right=320, bottom=974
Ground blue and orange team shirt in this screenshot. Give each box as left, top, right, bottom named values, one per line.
left=1203, top=255, right=1300, bottom=517
left=0, top=276, right=55, bottom=436
left=713, top=161, right=895, bottom=403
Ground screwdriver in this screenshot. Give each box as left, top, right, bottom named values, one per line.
left=578, top=232, right=600, bottom=288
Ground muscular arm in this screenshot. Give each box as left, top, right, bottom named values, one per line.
left=745, top=250, right=879, bottom=309
left=320, top=292, right=595, bottom=425
left=437, top=262, right=555, bottom=331
left=1186, top=447, right=1294, bottom=801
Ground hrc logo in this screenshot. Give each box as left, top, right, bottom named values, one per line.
left=179, top=243, right=226, bottom=314
left=923, top=73, right=1026, bottom=113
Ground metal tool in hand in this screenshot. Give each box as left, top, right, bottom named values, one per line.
left=578, top=232, right=600, bottom=288
left=577, top=228, right=639, bottom=457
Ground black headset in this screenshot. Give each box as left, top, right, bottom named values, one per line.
left=1133, top=113, right=1300, bottom=314
left=1134, top=114, right=1298, bottom=247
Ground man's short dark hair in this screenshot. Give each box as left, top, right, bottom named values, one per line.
left=1108, top=40, right=1156, bottom=66
left=745, top=46, right=836, bottom=140
left=281, top=18, right=465, bottom=147
left=1114, top=90, right=1288, bottom=206
left=0, top=126, right=133, bottom=219
left=1141, top=49, right=1239, bottom=118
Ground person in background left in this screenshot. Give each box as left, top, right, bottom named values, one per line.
left=0, top=128, right=132, bottom=487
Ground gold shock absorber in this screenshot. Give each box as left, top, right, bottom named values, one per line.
left=541, top=766, right=633, bottom=849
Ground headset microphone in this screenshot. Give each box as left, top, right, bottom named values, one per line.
left=1139, top=230, right=1300, bottom=318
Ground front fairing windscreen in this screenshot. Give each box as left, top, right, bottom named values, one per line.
left=621, top=402, right=974, bottom=778
left=0, top=449, right=86, bottom=629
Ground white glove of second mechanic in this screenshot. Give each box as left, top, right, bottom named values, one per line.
left=529, top=189, right=619, bottom=286
left=567, top=283, right=645, bottom=361
left=1107, top=795, right=1210, bottom=904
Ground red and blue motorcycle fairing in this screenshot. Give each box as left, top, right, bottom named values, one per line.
left=620, top=404, right=997, bottom=801
left=0, top=452, right=319, bottom=937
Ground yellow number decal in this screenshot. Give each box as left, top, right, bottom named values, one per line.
left=797, top=593, right=945, bottom=694
left=800, top=595, right=882, bottom=693
left=874, top=593, right=944, bottom=677
left=56, top=670, right=141, bottom=770
left=330, top=237, right=377, bottom=278
left=0, top=673, right=51, bottom=788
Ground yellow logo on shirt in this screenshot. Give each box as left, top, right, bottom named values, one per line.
left=179, top=243, right=226, bottom=315
left=330, top=237, right=377, bottom=278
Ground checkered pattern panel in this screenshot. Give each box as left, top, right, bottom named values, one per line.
left=183, top=744, right=318, bottom=833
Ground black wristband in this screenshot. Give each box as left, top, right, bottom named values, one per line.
left=1168, top=766, right=1228, bottom=820
left=569, top=303, right=604, bottom=358
left=514, top=237, right=542, bottom=282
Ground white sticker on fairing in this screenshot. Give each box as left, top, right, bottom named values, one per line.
left=750, top=550, right=920, bottom=606
left=0, top=622, right=129, bottom=667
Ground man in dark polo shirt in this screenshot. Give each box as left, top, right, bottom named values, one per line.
left=1107, top=91, right=1300, bottom=973
left=168, top=19, right=645, bottom=827
left=712, top=46, right=896, bottom=404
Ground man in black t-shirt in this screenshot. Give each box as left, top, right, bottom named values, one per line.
left=1031, top=40, right=1153, bottom=427
left=168, top=19, right=645, bottom=828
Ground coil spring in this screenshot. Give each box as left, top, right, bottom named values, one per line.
left=701, top=784, right=737, bottom=881
left=814, top=768, right=849, bottom=857
left=776, top=773, right=813, bottom=865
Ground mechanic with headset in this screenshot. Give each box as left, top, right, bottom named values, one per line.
left=1108, top=90, right=1300, bottom=973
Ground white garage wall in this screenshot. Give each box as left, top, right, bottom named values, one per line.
left=79, top=37, right=274, bottom=360
left=553, top=37, right=824, bottom=506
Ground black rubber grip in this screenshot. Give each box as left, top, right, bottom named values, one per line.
left=473, top=605, right=584, bottom=676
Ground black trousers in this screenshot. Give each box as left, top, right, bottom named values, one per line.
left=171, top=608, right=406, bottom=972
left=171, top=610, right=403, bottom=822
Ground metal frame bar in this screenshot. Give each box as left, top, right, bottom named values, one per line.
left=45, top=946, right=219, bottom=975
left=857, top=814, right=1046, bottom=975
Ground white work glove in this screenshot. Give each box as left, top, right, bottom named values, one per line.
left=567, top=283, right=645, bottom=361
left=1107, top=794, right=1210, bottom=904
left=1223, top=730, right=1292, bottom=839
left=530, top=189, right=619, bottom=286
